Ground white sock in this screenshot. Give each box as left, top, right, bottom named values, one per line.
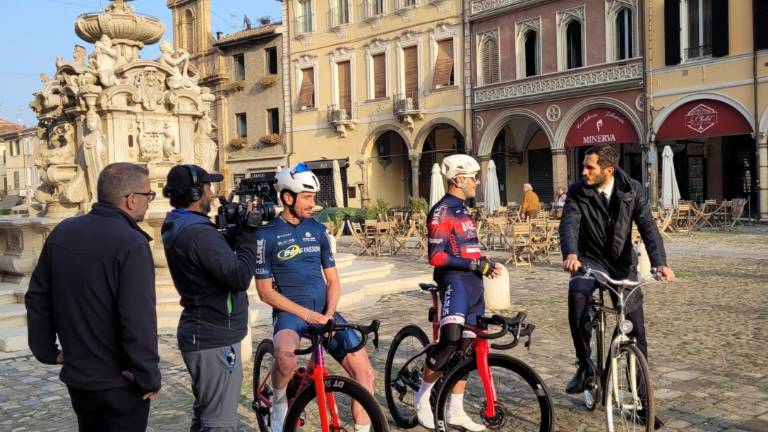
left=271, top=387, right=288, bottom=430
left=354, top=424, right=371, bottom=432
left=448, top=393, right=465, bottom=416
left=273, top=386, right=287, bottom=404
left=415, top=380, right=435, bottom=406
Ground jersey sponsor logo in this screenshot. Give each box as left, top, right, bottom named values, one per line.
left=277, top=233, right=291, bottom=239
left=277, top=239, right=295, bottom=246
left=429, top=238, right=444, bottom=244
left=277, top=244, right=301, bottom=260
left=431, top=206, right=446, bottom=225
left=302, top=232, right=317, bottom=242
left=256, top=239, right=265, bottom=264
left=465, top=246, right=481, bottom=254
left=460, top=221, right=476, bottom=233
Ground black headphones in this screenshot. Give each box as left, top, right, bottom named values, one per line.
left=184, top=164, right=202, bottom=201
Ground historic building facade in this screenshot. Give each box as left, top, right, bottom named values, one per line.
left=469, top=0, right=646, bottom=205
left=647, top=0, right=767, bottom=218
left=167, top=0, right=288, bottom=192
left=0, top=127, right=41, bottom=198
left=281, top=0, right=470, bottom=208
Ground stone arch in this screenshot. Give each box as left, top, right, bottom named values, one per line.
left=477, top=108, right=553, bottom=157
left=360, top=124, right=411, bottom=158
left=553, top=96, right=643, bottom=150
left=651, top=92, right=755, bottom=138
left=413, top=117, right=466, bottom=154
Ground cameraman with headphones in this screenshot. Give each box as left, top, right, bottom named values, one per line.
left=161, top=164, right=260, bottom=432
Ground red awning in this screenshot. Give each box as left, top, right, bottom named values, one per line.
left=565, top=108, right=639, bottom=148
left=656, top=100, right=752, bottom=141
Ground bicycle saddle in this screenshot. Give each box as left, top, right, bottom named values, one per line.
left=419, top=283, right=440, bottom=292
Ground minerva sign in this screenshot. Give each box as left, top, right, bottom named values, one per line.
left=565, top=108, right=639, bottom=147
left=684, top=104, right=718, bottom=133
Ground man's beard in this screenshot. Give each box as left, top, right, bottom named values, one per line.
left=584, top=171, right=608, bottom=188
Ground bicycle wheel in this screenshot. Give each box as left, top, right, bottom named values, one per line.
left=283, top=375, right=390, bottom=432
left=605, top=344, right=654, bottom=432
left=384, top=325, right=430, bottom=428
left=584, top=313, right=602, bottom=411
left=434, top=353, right=554, bottom=432
left=253, top=339, right=275, bottom=432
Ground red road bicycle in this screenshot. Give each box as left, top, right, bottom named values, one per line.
left=384, top=283, right=555, bottom=431
left=252, top=319, right=389, bottom=432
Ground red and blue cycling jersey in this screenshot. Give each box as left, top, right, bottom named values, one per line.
left=428, top=194, right=482, bottom=274
left=428, top=194, right=484, bottom=325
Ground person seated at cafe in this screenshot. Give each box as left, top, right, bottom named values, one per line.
left=554, top=186, right=567, bottom=219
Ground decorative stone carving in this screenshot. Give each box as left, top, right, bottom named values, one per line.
left=635, top=94, right=645, bottom=112
left=83, top=110, right=106, bottom=198
left=474, top=115, right=484, bottom=131
left=134, top=67, right=165, bottom=111
left=157, top=41, right=197, bottom=90
left=93, top=35, right=120, bottom=87
left=546, top=104, right=561, bottom=122
left=162, top=123, right=181, bottom=162
left=474, top=62, right=643, bottom=105
left=194, top=112, right=218, bottom=172
left=471, top=0, right=532, bottom=15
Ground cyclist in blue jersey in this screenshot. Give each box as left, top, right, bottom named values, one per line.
left=415, top=154, right=502, bottom=431
left=254, top=163, right=375, bottom=432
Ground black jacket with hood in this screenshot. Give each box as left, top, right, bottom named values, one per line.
left=161, top=209, right=259, bottom=352
left=25, top=203, right=161, bottom=394
left=559, top=168, right=667, bottom=277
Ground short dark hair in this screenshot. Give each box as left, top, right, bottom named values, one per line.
left=97, top=163, right=150, bottom=206
left=170, top=193, right=195, bottom=209
left=585, top=145, right=619, bottom=170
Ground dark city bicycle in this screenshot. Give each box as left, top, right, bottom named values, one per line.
left=384, top=282, right=554, bottom=431
left=252, top=319, right=389, bottom=432
left=580, top=267, right=663, bottom=432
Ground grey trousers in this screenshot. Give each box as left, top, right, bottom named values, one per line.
left=182, top=342, right=243, bottom=432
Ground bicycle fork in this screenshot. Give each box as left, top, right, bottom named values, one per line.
left=310, top=345, right=342, bottom=432
left=474, top=336, right=498, bottom=419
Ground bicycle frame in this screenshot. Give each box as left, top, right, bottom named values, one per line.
left=254, top=336, right=341, bottom=432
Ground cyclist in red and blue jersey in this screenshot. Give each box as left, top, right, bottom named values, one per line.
left=415, top=154, right=502, bottom=431
left=254, top=163, right=375, bottom=432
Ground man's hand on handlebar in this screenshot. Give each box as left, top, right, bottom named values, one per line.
left=657, top=265, right=676, bottom=282
left=563, top=253, right=581, bottom=273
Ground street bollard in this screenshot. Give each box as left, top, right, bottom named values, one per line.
left=483, top=265, right=511, bottom=310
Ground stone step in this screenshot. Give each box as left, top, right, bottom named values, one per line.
left=0, top=287, right=17, bottom=305
left=0, top=304, right=26, bottom=329
left=0, top=327, right=27, bottom=351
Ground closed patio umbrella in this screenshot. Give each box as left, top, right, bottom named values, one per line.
left=484, top=159, right=501, bottom=213
left=661, top=145, right=681, bottom=209
left=429, top=163, right=445, bottom=209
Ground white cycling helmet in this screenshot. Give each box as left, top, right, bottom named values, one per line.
left=441, top=154, right=480, bottom=180
left=274, top=162, right=321, bottom=195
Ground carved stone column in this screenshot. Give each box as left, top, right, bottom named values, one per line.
left=758, top=134, right=767, bottom=220
left=478, top=156, right=490, bottom=203
left=355, top=159, right=370, bottom=208
left=552, top=148, right=568, bottom=196
left=648, top=141, right=659, bottom=205
left=409, top=154, right=421, bottom=198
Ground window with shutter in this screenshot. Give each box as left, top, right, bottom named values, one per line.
left=524, top=31, right=538, bottom=77
left=481, top=37, right=499, bottom=85
left=432, top=39, right=454, bottom=88
left=373, top=54, right=386, bottom=98
left=337, top=61, right=351, bottom=112
left=616, top=8, right=633, bottom=60
left=566, top=21, right=583, bottom=69
left=234, top=54, right=245, bottom=80
left=685, top=0, right=713, bottom=59
left=710, top=0, right=728, bottom=57
left=267, top=108, right=280, bottom=134
left=298, top=68, right=315, bottom=109
left=235, top=113, right=247, bottom=138
left=404, top=46, right=418, bottom=98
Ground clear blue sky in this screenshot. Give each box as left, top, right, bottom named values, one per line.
left=0, top=0, right=282, bottom=127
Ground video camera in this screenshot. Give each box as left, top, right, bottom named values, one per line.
left=216, top=177, right=280, bottom=235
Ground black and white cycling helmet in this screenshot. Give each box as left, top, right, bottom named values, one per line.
left=441, top=154, right=480, bottom=180
left=274, top=162, right=321, bottom=195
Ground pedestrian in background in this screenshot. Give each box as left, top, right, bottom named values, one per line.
left=26, top=162, right=161, bottom=432
left=520, top=183, right=542, bottom=220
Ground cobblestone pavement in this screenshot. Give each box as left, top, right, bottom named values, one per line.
left=1, top=227, right=767, bottom=431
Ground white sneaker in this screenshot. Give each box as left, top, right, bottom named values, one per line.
left=270, top=400, right=287, bottom=432
left=416, top=399, right=435, bottom=429
left=446, top=412, right=486, bottom=431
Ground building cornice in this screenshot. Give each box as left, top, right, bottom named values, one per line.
left=473, top=61, right=642, bottom=108
left=469, top=0, right=552, bottom=21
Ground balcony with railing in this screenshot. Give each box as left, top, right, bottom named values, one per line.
left=684, top=45, right=712, bottom=61
left=327, top=104, right=357, bottom=137
left=393, top=93, right=424, bottom=130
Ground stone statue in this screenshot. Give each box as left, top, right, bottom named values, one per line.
left=134, top=68, right=164, bottom=111
left=194, top=112, right=217, bottom=172
left=137, top=122, right=162, bottom=161
left=93, top=35, right=118, bottom=87
left=244, top=15, right=252, bottom=29
left=83, top=111, right=106, bottom=198
left=162, top=123, right=181, bottom=162
left=47, top=122, right=76, bottom=164
left=158, top=41, right=193, bottom=90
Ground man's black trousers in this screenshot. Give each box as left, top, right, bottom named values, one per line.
left=567, top=266, right=648, bottom=368
left=67, top=386, right=150, bottom=432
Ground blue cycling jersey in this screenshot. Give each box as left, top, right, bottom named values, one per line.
left=254, top=215, right=335, bottom=309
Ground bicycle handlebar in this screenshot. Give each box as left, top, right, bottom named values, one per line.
left=581, top=266, right=661, bottom=290
left=475, top=312, right=536, bottom=350
left=293, top=319, right=381, bottom=356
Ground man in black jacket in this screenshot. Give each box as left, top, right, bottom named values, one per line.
left=559, top=145, right=675, bottom=429
left=161, top=164, right=259, bottom=432
left=26, top=162, right=161, bottom=431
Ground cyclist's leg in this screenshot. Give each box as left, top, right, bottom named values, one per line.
left=272, top=312, right=306, bottom=431
left=328, top=313, right=375, bottom=428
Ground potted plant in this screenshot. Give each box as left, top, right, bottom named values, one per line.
left=229, top=137, right=248, bottom=149
left=259, top=133, right=281, bottom=146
